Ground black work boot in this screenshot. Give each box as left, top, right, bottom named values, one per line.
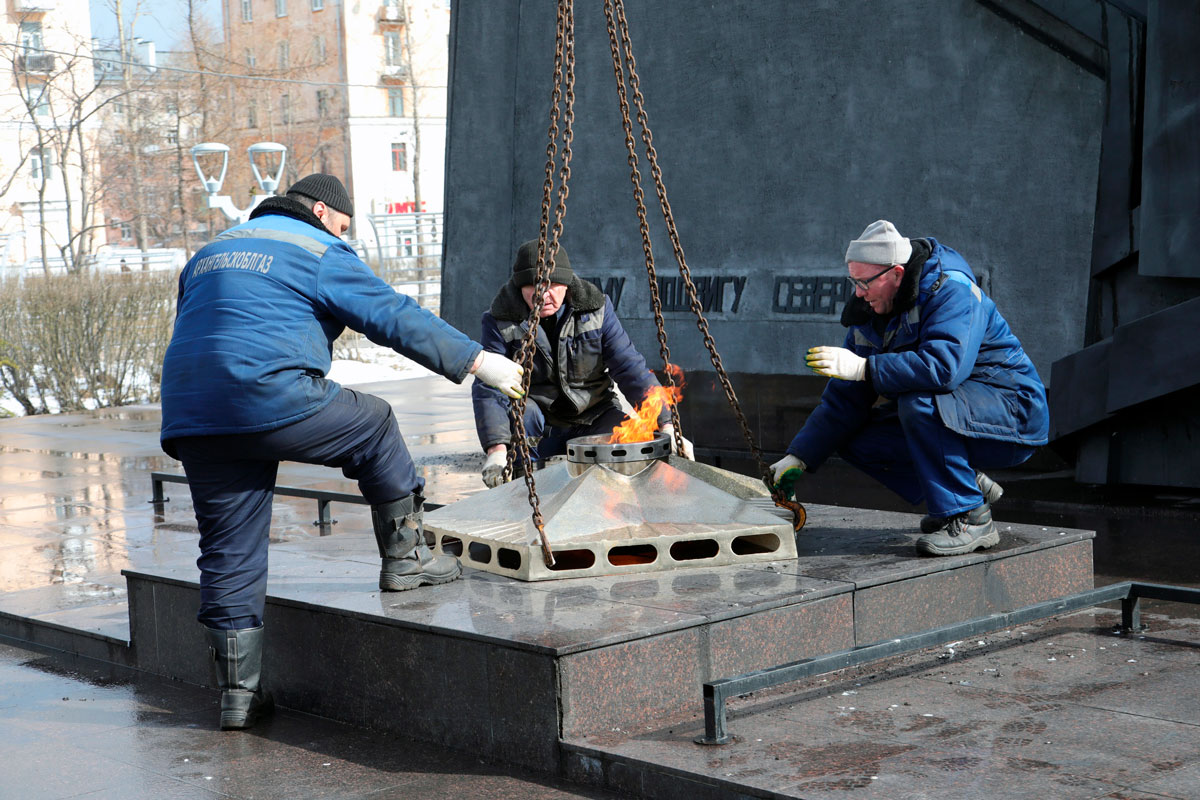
left=920, top=471, right=1004, bottom=534
left=371, top=494, right=461, bottom=591
left=205, top=625, right=274, bottom=731
left=915, top=503, right=1000, bottom=556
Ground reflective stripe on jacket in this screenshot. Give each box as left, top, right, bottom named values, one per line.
left=161, top=212, right=481, bottom=443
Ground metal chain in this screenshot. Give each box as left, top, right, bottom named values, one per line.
left=602, top=0, right=684, bottom=459
left=500, top=0, right=577, bottom=566
left=609, top=0, right=804, bottom=529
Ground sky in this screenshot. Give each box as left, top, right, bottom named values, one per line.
left=88, top=0, right=222, bottom=49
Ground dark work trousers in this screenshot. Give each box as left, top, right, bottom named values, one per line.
left=837, top=392, right=1034, bottom=519
left=170, top=389, right=422, bottom=630
left=519, top=403, right=628, bottom=464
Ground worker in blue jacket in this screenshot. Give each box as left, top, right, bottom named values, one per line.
left=472, top=240, right=693, bottom=487
left=159, top=174, right=524, bottom=731
left=770, top=220, right=1049, bottom=557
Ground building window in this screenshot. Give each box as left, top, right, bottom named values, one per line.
left=247, top=99, right=258, bottom=127
left=24, top=85, right=49, bottom=116
left=19, top=21, right=44, bottom=52
left=316, top=89, right=329, bottom=116
left=384, top=32, right=403, bottom=66
left=245, top=48, right=256, bottom=67
left=280, top=94, right=291, bottom=124
left=312, top=0, right=324, bottom=9
left=387, top=88, right=404, bottom=117
left=275, top=0, right=287, bottom=17
left=391, top=142, right=407, bottom=171
left=30, top=148, right=52, bottom=180
left=314, top=35, right=326, bottom=62
left=120, top=222, right=133, bottom=240
left=166, top=128, right=179, bottom=145
left=278, top=41, right=289, bottom=69
left=241, top=0, right=252, bottom=22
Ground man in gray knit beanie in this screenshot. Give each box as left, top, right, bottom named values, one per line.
left=770, top=219, right=1049, bottom=558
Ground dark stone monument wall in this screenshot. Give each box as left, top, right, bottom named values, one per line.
left=443, top=0, right=1103, bottom=457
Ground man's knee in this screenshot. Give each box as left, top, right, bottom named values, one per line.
left=355, top=391, right=397, bottom=427
left=896, top=391, right=939, bottom=428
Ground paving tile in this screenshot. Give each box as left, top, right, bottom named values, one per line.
left=0, top=579, right=126, bottom=616
left=1128, top=761, right=1200, bottom=800
left=30, top=599, right=132, bottom=641
left=782, top=742, right=1125, bottom=799
left=0, top=740, right=186, bottom=800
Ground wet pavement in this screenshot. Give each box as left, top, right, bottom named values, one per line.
left=0, top=639, right=618, bottom=800
left=1, top=374, right=1199, bottom=798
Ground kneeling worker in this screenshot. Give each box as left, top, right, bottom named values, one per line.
left=770, top=220, right=1048, bottom=556
left=159, top=174, right=525, bottom=730
left=473, top=240, right=692, bottom=487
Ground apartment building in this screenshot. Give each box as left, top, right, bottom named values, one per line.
left=0, top=0, right=105, bottom=270
left=221, top=0, right=450, bottom=246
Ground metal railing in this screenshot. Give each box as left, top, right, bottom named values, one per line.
left=366, top=211, right=442, bottom=313
left=150, top=472, right=441, bottom=529
left=695, top=581, right=1200, bottom=745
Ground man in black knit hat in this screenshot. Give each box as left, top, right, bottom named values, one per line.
left=160, top=174, right=525, bottom=731
left=472, top=240, right=693, bottom=488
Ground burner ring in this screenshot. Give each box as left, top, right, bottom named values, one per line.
left=565, top=432, right=671, bottom=475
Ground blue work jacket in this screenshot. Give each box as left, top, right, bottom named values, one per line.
left=160, top=206, right=481, bottom=445
left=471, top=277, right=665, bottom=450
left=788, top=239, right=1049, bottom=470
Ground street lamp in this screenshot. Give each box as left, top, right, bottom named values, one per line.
left=191, top=141, right=287, bottom=224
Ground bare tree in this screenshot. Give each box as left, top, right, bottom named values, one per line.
left=2, top=26, right=121, bottom=274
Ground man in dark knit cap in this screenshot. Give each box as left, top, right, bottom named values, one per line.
left=472, top=240, right=693, bottom=488
left=159, top=174, right=524, bottom=731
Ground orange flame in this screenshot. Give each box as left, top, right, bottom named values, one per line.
left=609, top=364, right=685, bottom=444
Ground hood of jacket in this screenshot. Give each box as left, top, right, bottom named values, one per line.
left=840, top=238, right=932, bottom=327
left=489, top=275, right=606, bottom=322
left=247, top=195, right=330, bottom=234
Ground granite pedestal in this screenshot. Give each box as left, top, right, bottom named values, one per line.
left=119, top=504, right=1093, bottom=774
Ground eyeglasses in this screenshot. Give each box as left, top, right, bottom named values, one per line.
left=847, top=265, right=896, bottom=292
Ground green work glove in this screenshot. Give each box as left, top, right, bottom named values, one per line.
left=770, top=454, right=806, bottom=498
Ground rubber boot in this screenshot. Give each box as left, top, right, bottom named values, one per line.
left=920, top=471, right=1004, bottom=533
left=205, top=625, right=274, bottom=731
left=371, top=494, right=461, bottom=591
left=915, top=503, right=1001, bottom=556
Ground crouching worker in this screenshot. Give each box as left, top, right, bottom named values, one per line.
left=159, top=174, right=525, bottom=730
left=770, top=220, right=1048, bottom=556
left=472, top=240, right=693, bottom=487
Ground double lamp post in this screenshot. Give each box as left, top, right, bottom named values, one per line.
left=190, top=142, right=288, bottom=224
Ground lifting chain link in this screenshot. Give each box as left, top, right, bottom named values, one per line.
left=602, top=0, right=805, bottom=531
left=500, top=0, right=576, bottom=566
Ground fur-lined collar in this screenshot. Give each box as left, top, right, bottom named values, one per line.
left=489, top=275, right=606, bottom=322
left=840, top=238, right=932, bottom=327
left=247, top=195, right=330, bottom=235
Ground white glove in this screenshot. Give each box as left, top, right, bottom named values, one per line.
left=806, top=346, right=867, bottom=381
left=472, top=351, right=525, bottom=399
left=661, top=424, right=695, bottom=460
left=770, top=454, right=805, bottom=485
left=482, top=448, right=508, bottom=488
